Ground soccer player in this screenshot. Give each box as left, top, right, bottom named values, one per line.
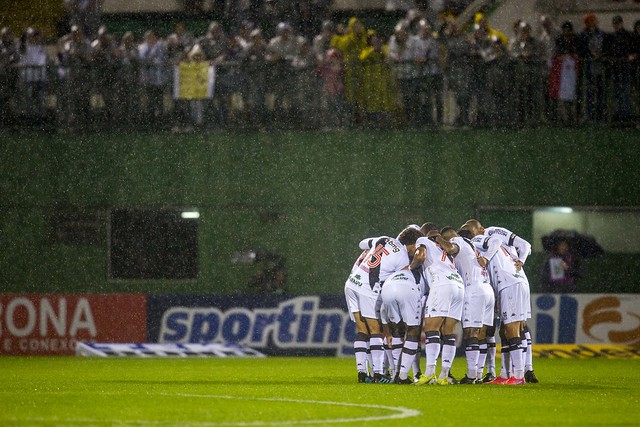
left=441, top=226, right=495, bottom=384
left=466, top=221, right=530, bottom=385
left=380, top=249, right=426, bottom=384
left=344, top=226, right=424, bottom=383
left=465, top=219, right=538, bottom=383
left=414, top=224, right=465, bottom=386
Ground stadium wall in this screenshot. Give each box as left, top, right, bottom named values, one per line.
left=1, top=293, right=638, bottom=356
left=0, top=129, right=639, bottom=296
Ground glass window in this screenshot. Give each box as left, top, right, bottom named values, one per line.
left=109, top=208, right=199, bottom=280
left=532, top=208, right=640, bottom=254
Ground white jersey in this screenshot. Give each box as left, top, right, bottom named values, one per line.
left=450, top=236, right=490, bottom=288
left=358, top=236, right=389, bottom=250
left=484, top=226, right=531, bottom=264
left=416, top=236, right=464, bottom=289
left=473, top=233, right=531, bottom=288
left=346, top=237, right=411, bottom=296
left=487, top=244, right=528, bottom=292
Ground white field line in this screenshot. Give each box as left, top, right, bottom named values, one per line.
left=2, top=393, right=421, bottom=426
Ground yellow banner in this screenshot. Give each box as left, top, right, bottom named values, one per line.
left=174, top=62, right=215, bottom=100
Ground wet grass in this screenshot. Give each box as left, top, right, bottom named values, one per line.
left=1, top=356, right=639, bottom=426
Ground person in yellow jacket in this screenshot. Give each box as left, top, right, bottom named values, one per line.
left=330, top=17, right=368, bottom=124
left=358, top=30, right=398, bottom=125
left=474, top=12, right=508, bottom=45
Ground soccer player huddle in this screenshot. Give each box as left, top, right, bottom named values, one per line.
left=344, top=219, right=539, bottom=385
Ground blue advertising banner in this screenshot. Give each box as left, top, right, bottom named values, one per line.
left=147, top=295, right=356, bottom=356
left=147, top=293, right=640, bottom=356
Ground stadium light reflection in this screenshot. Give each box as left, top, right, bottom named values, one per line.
left=181, top=211, right=200, bottom=219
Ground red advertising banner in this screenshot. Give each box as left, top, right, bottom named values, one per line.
left=0, top=294, right=147, bottom=355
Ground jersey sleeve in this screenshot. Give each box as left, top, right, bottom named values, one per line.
left=512, top=235, right=532, bottom=264
left=416, top=236, right=429, bottom=248
left=358, top=237, right=377, bottom=250
left=486, top=226, right=532, bottom=263
left=472, top=235, right=501, bottom=261
left=485, top=226, right=513, bottom=245
left=450, top=236, right=465, bottom=247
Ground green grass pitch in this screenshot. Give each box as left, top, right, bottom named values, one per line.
left=1, top=356, right=639, bottom=426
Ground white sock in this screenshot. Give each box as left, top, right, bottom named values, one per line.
left=465, top=337, right=480, bottom=379
left=399, top=337, right=419, bottom=380
left=424, top=331, right=440, bottom=377
left=487, top=337, right=497, bottom=375
left=366, top=342, right=373, bottom=375
left=521, top=336, right=528, bottom=372
left=354, top=333, right=368, bottom=374
left=369, top=334, right=385, bottom=375
left=412, top=343, right=422, bottom=377
left=500, top=346, right=510, bottom=378
left=390, top=336, right=403, bottom=378
left=439, top=334, right=456, bottom=380
left=509, top=337, right=524, bottom=379
left=525, top=330, right=533, bottom=371
left=477, top=340, right=488, bottom=379
left=382, top=336, right=391, bottom=376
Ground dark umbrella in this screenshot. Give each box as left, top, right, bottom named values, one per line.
left=542, top=229, right=604, bottom=258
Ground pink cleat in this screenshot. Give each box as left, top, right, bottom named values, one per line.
left=487, top=376, right=509, bottom=385
left=504, top=376, right=526, bottom=385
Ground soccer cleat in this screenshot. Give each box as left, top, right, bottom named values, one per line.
left=435, top=377, right=450, bottom=385
left=394, top=377, right=414, bottom=385
left=358, top=372, right=372, bottom=383
left=373, top=373, right=393, bottom=384
left=414, top=374, right=437, bottom=386
left=447, top=372, right=459, bottom=384
left=504, top=376, right=526, bottom=385
left=459, top=375, right=478, bottom=385
left=525, top=370, right=539, bottom=383
left=487, top=376, right=509, bottom=385
left=482, top=373, right=497, bottom=383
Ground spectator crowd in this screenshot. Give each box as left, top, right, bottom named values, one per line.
left=1, top=9, right=640, bottom=133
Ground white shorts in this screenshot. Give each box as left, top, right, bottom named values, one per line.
left=344, top=285, right=381, bottom=321
left=498, top=283, right=528, bottom=324
left=424, top=285, right=464, bottom=321
left=380, top=273, right=423, bottom=327
left=462, top=283, right=495, bottom=329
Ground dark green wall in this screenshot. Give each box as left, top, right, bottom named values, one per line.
left=1, top=128, right=639, bottom=295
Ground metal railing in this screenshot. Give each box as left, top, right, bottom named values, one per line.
left=1, top=57, right=638, bottom=132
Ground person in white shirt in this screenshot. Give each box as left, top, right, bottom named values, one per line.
left=441, top=226, right=495, bottom=384
left=380, top=254, right=426, bottom=384
left=414, top=223, right=465, bottom=386
left=344, top=226, right=423, bottom=383
left=466, top=219, right=537, bottom=385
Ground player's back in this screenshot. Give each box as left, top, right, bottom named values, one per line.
left=484, top=226, right=531, bottom=263
left=488, top=244, right=527, bottom=292
left=347, top=237, right=410, bottom=293
left=416, top=236, right=463, bottom=288
left=450, top=236, right=489, bottom=288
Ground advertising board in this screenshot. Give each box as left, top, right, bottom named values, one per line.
left=0, top=294, right=147, bottom=355
left=149, top=293, right=640, bottom=356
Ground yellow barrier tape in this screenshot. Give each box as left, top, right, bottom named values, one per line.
left=510, top=344, right=640, bottom=359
